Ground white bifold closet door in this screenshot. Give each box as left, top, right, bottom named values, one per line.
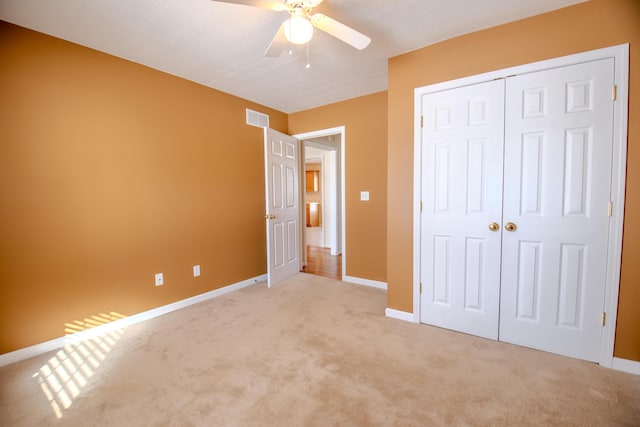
left=499, top=59, right=614, bottom=361
left=420, top=58, right=615, bottom=362
left=420, top=79, right=505, bottom=341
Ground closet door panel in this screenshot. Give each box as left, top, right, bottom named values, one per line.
left=499, top=58, right=615, bottom=362
left=420, top=80, right=505, bottom=340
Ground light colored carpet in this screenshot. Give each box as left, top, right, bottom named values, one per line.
left=1, top=273, right=639, bottom=426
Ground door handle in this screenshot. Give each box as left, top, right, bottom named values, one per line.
left=505, top=222, right=517, bottom=232
left=488, top=222, right=500, bottom=232
left=264, top=214, right=276, bottom=220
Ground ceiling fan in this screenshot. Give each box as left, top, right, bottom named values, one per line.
left=213, top=0, right=371, bottom=57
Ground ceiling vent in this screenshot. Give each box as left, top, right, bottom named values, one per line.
left=246, top=109, right=269, bottom=128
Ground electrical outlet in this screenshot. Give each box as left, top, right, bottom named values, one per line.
left=360, top=191, right=370, bottom=201
left=193, top=265, right=200, bottom=277
left=155, top=273, right=164, bottom=286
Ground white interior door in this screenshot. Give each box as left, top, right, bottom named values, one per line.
left=420, top=80, right=505, bottom=340
left=265, top=128, right=300, bottom=287
left=499, top=58, right=615, bottom=361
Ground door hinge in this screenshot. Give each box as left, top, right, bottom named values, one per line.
left=601, top=312, right=606, bottom=326
left=612, top=85, right=617, bottom=101
left=420, top=201, right=423, bottom=212
left=608, top=201, right=613, bottom=217
left=420, top=282, right=422, bottom=294
left=420, top=115, right=424, bottom=128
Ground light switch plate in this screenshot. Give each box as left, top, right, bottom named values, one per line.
left=193, top=265, right=200, bottom=277
left=360, top=191, right=370, bottom=201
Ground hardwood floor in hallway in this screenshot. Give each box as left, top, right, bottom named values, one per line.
left=301, top=245, right=342, bottom=280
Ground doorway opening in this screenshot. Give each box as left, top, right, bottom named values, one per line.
left=294, top=127, right=345, bottom=280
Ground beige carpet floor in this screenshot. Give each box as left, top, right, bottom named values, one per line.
left=1, top=273, right=639, bottom=426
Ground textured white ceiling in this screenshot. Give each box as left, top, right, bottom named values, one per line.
left=0, top=0, right=586, bottom=113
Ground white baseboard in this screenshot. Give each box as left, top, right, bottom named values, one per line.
left=385, top=308, right=418, bottom=323
left=343, top=275, right=387, bottom=290
left=612, top=357, right=640, bottom=375
left=0, top=274, right=267, bottom=367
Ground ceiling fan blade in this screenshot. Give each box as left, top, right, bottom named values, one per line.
left=310, top=13, right=371, bottom=50
left=264, top=22, right=288, bottom=57
left=211, top=0, right=287, bottom=12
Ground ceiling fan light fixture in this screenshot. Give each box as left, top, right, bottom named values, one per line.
left=283, top=15, right=313, bottom=45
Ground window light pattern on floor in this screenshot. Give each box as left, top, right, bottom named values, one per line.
left=32, top=312, right=127, bottom=419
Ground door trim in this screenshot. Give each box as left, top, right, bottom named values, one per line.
left=294, top=126, right=346, bottom=279
left=413, top=44, right=629, bottom=367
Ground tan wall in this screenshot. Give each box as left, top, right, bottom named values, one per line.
left=0, top=22, right=288, bottom=354
left=289, top=92, right=388, bottom=282
left=387, top=0, right=640, bottom=361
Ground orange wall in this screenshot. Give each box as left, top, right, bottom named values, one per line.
left=289, top=92, right=388, bottom=282
left=387, top=0, right=640, bottom=361
left=0, top=22, right=288, bottom=354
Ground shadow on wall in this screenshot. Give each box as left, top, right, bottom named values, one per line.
left=32, top=312, right=128, bottom=419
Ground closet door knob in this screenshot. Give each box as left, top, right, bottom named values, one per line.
left=488, top=222, right=500, bottom=232
left=505, top=222, right=517, bottom=232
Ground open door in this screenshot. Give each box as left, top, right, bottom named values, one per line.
left=264, top=128, right=301, bottom=287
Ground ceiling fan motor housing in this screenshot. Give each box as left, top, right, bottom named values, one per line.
left=285, top=0, right=323, bottom=14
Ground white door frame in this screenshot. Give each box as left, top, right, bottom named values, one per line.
left=294, top=126, right=346, bottom=279
left=413, top=44, right=629, bottom=368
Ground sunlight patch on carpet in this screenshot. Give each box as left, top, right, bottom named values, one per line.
left=32, top=312, right=128, bottom=419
